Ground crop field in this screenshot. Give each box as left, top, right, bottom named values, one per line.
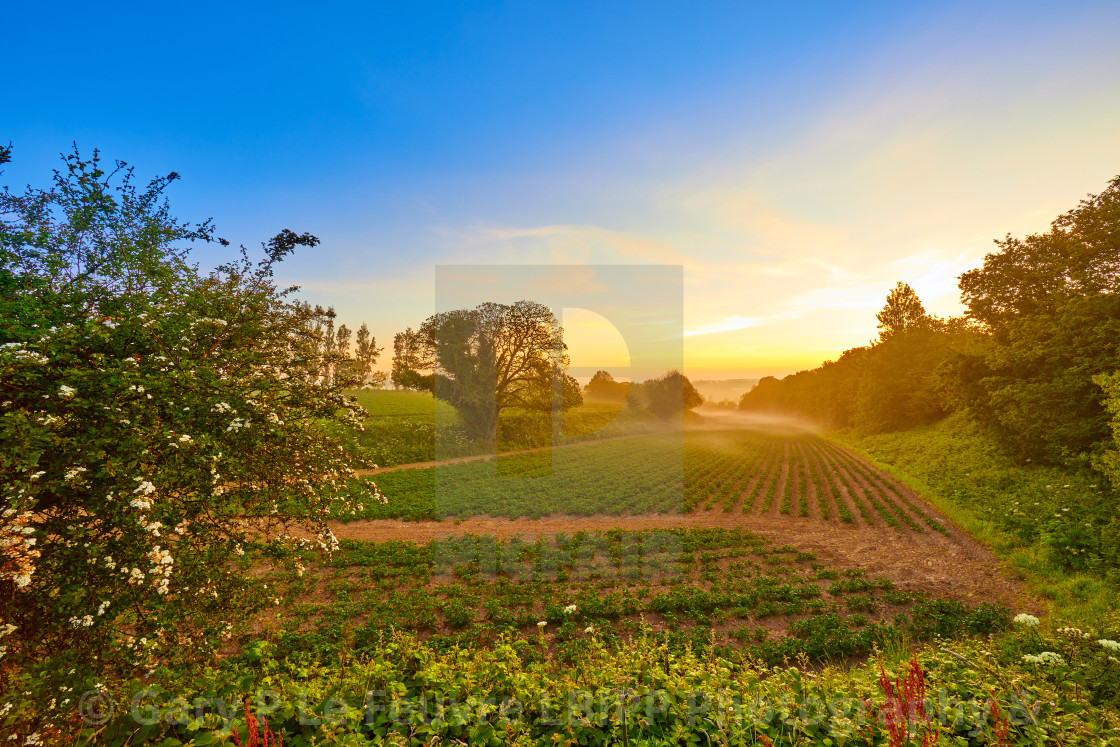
left=303, top=420, right=1014, bottom=674
left=333, top=428, right=951, bottom=534
left=255, top=526, right=1009, bottom=667
left=327, top=390, right=480, bottom=466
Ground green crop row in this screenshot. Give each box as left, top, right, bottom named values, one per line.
left=254, top=527, right=1004, bottom=672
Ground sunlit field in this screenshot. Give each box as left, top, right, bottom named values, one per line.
left=310, top=394, right=1013, bottom=663
left=329, top=390, right=663, bottom=467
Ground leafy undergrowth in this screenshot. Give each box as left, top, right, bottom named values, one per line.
left=829, top=413, right=1120, bottom=621
left=59, top=621, right=1120, bottom=746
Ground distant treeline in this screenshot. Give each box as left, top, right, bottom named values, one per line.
left=583, top=369, right=703, bottom=420
left=692, top=378, right=759, bottom=406
left=741, top=175, right=1120, bottom=478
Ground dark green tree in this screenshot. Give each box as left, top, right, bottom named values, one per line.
left=943, top=174, right=1120, bottom=464
left=942, top=294, right=1120, bottom=464
left=959, top=175, right=1120, bottom=329
left=584, top=370, right=629, bottom=401
left=1094, top=371, right=1120, bottom=488
left=876, top=281, right=929, bottom=342
left=644, top=370, right=703, bottom=421
left=391, top=326, right=435, bottom=390
left=351, top=322, right=386, bottom=387
left=395, top=301, right=575, bottom=442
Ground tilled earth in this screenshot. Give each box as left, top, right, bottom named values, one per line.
left=327, top=441, right=1034, bottom=613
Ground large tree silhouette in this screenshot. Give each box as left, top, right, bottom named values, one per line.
left=393, top=300, right=581, bottom=442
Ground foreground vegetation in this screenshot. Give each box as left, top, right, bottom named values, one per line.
left=832, top=414, right=1120, bottom=620
left=52, top=618, right=1120, bottom=746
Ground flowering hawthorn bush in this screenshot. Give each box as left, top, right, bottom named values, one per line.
left=0, top=146, right=382, bottom=720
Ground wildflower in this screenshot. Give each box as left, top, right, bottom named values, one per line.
left=58, top=384, right=76, bottom=398
left=133, top=479, right=156, bottom=496
left=1022, top=652, right=1065, bottom=665
left=584, top=625, right=594, bottom=634
left=1057, top=627, right=1090, bottom=639
left=1013, top=613, right=1040, bottom=626
left=563, top=604, right=577, bottom=614
left=537, top=621, right=547, bottom=628
left=1099, top=639, right=1120, bottom=652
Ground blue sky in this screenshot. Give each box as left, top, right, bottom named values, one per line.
left=5, top=1, right=1120, bottom=377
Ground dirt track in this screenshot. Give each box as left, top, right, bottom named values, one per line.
left=329, top=501, right=1031, bottom=613
left=351, top=433, right=648, bottom=477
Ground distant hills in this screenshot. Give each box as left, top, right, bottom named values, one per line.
left=691, top=379, right=758, bottom=405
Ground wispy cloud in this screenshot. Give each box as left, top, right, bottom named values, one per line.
left=684, top=310, right=804, bottom=337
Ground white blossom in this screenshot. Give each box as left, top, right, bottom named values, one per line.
left=1022, top=651, right=1065, bottom=665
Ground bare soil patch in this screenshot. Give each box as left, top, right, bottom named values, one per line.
left=328, top=513, right=1029, bottom=613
